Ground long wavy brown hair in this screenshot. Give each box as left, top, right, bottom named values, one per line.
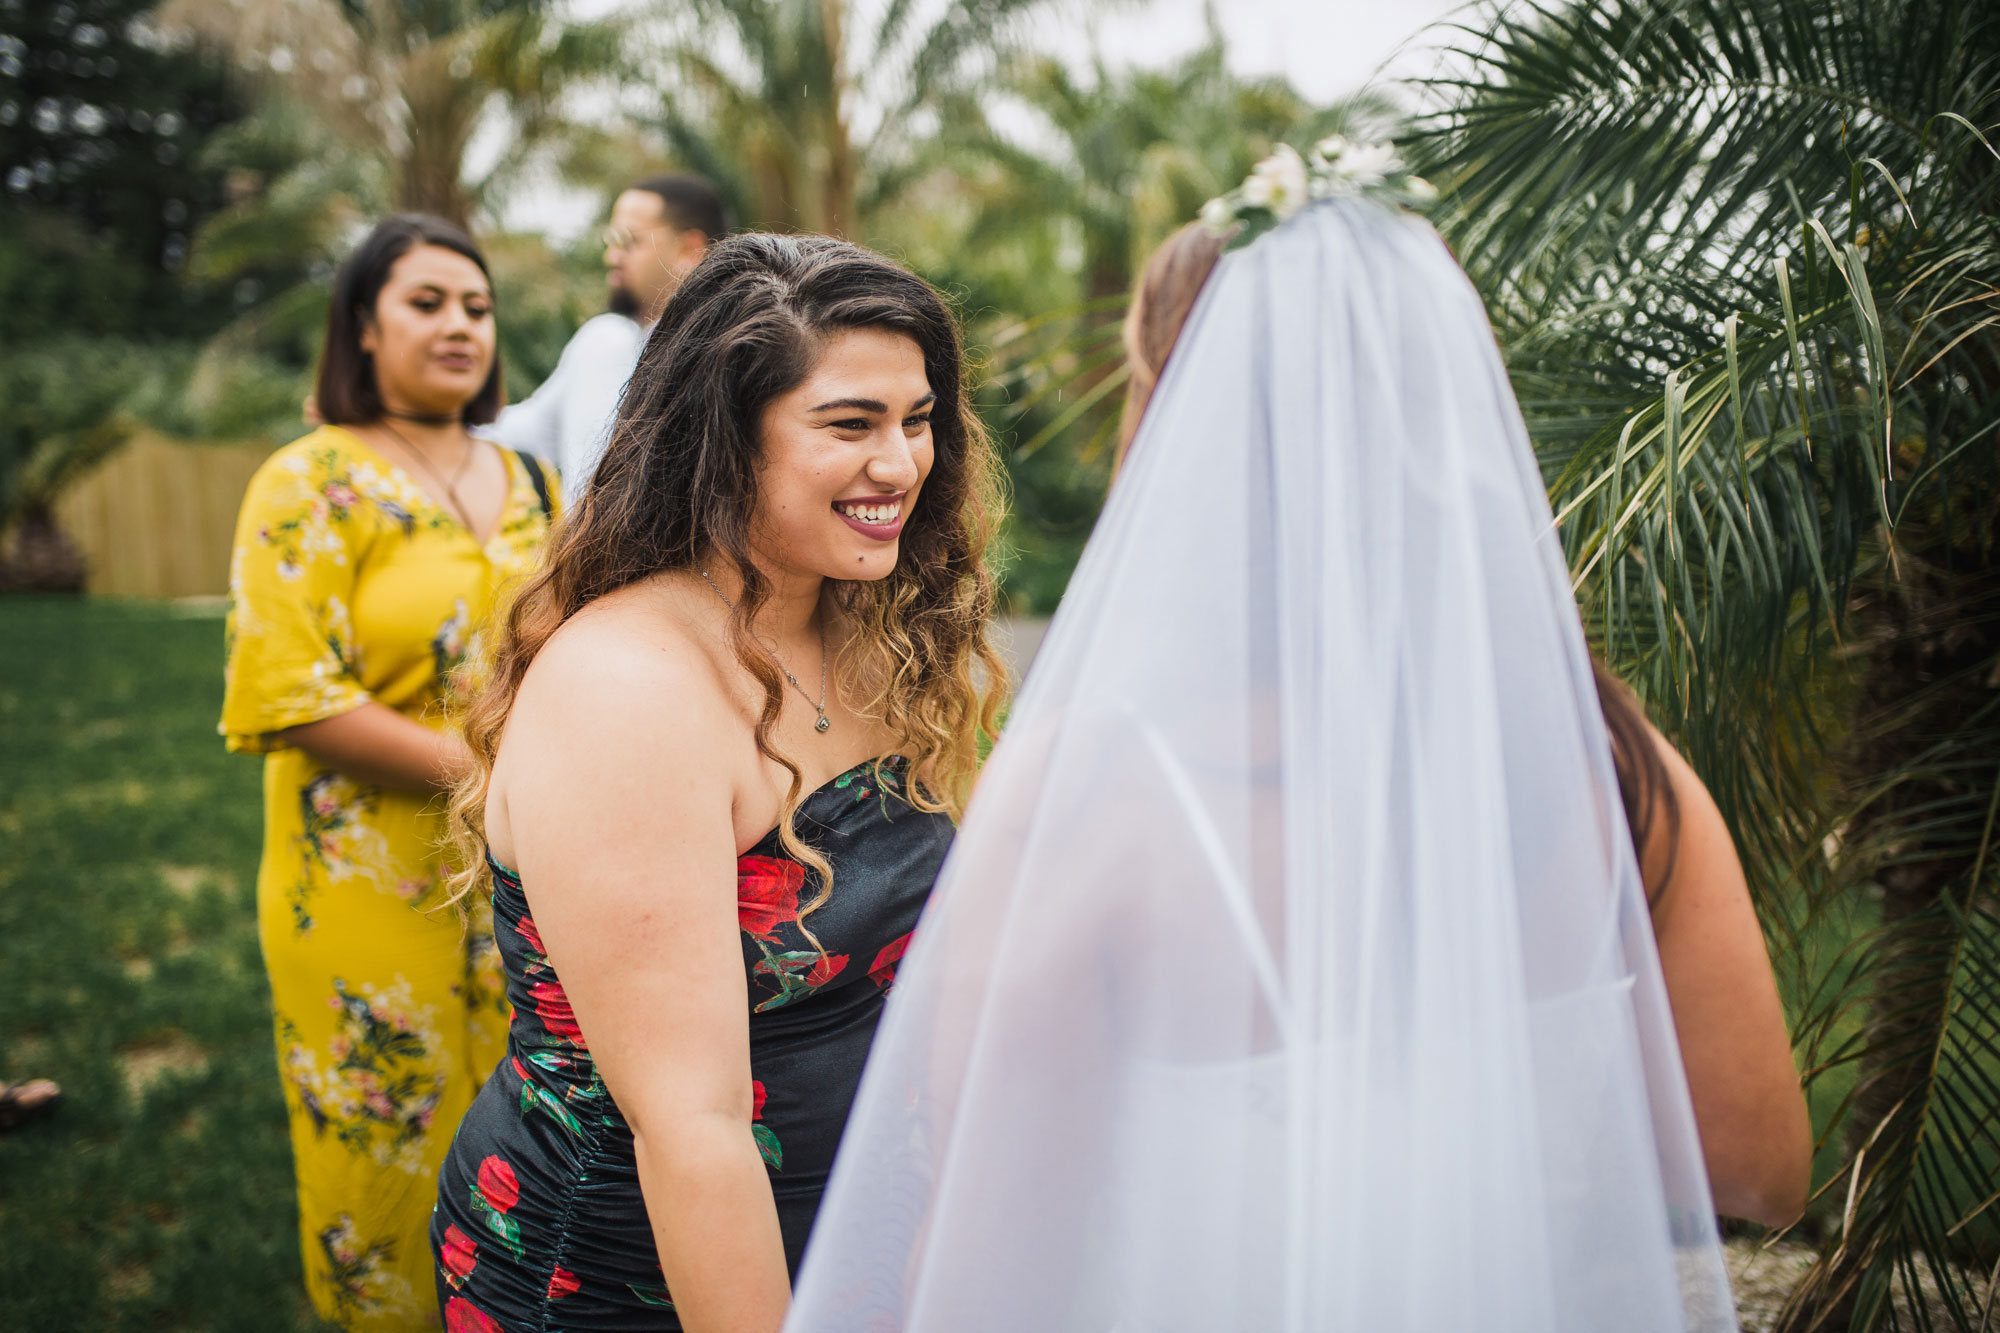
left=1120, top=221, right=1679, bottom=891
left=446, top=233, right=1008, bottom=912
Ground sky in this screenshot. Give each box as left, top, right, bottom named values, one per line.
left=1085, top=0, right=1467, bottom=104
left=500, top=0, right=1471, bottom=240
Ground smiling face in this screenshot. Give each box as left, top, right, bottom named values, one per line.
left=751, top=326, right=936, bottom=584
left=359, top=243, right=496, bottom=418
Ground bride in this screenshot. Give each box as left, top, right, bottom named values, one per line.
left=785, top=142, right=1810, bottom=1332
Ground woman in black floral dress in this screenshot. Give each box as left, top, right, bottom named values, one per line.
left=429, top=234, right=1006, bottom=1330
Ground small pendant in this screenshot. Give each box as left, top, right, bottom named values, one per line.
left=815, top=715, right=831, bottom=734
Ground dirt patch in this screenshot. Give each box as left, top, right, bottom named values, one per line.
left=104, top=1260, right=153, bottom=1302
left=156, top=864, right=223, bottom=898
left=1728, top=1237, right=1997, bottom=1329
left=76, top=718, right=127, bottom=743
left=1728, top=1239, right=1819, bottom=1331
left=118, top=1034, right=207, bottom=1100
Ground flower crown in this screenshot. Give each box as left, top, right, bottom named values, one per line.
left=1200, top=136, right=1436, bottom=251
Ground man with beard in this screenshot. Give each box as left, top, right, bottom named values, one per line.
left=484, top=173, right=729, bottom=507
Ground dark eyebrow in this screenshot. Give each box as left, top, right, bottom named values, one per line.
left=408, top=283, right=490, bottom=300
left=808, top=392, right=937, bottom=415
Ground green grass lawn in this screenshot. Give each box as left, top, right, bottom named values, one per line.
left=0, top=596, right=332, bottom=1331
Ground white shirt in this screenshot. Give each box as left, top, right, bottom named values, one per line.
left=480, top=313, right=647, bottom=509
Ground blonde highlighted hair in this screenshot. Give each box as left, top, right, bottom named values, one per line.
left=445, top=233, right=1008, bottom=916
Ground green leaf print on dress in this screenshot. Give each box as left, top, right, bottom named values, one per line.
left=318, top=1210, right=418, bottom=1321
left=468, top=1154, right=527, bottom=1260
left=291, top=770, right=412, bottom=932
left=431, top=597, right=472, bottom=692
left=833, top=758, right=907, bottom=822
left=280, top=978, right=446, bottom=1173
left=751, top=1079, right=783, bottom=1169
left=749, top=943, right=849, bottom=1013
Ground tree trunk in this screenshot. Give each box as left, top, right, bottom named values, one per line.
left=818, top=0, right=857, bottom=240
left=0, top=501, right=88, bottom=594
left=1777, top=537, right=2000, bottom=1331
left=395, top=47, right=481, bottom=230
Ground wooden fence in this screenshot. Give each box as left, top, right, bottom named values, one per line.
left=55, top=432, right=271, bottom=599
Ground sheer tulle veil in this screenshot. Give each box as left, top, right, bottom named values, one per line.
left=788, top=200, right=1737, bottom=1332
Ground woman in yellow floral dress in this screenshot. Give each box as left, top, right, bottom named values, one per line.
left=222, top=216, right=560, bottom=1331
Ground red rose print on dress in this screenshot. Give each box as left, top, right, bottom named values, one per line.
left=471, top=1154, right=526, bottom=1259
left=750, top=1077, right=783, bottom=1170
left=869, top=932, right=912, bottom=988
left=476, top=1155, right=520, bottom=1212
left=547, top=1266, right=580, bottom=1299
left=440, top=1225, right=478, bottom=1289
left=514, top=915, right=546, bottom=956
left=530, top=980, right=587, bottom=1047
left=736, top=856, right=805, bottom=941
left=806, top=953, right=849, bottom=987
left=445, top=1295, right=503, bottom=1333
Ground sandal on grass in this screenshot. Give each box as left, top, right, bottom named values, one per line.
left=0, top=1079, right=63, bottom=1132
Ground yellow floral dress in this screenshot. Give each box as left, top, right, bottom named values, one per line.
left=221, top=425, right=558, bottom=1331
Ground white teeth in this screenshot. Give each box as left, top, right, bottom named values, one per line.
left=839, top=501, right=900, bottom=524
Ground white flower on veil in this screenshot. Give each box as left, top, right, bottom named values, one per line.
left=1240, top=143, right=1310, bottom=213
left=1308, top=135, right=1400, bottom=194
left=1202, top=134, right=1436, bottom=249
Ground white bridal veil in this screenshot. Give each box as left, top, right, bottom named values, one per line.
left=789, top=200, right=1736, bottom=1332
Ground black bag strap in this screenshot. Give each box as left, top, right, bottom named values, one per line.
left=514, top=449, right=553, bottom=521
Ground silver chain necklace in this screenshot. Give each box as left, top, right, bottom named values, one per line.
left=379, top=420, right=478, bottom=532
left=698, top=568, right=831, bottom=734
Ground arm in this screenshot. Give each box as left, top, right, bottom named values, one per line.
left=279, top=703, right=470, bottom=793
left=500, top=623, right=789, bottom=1332
left=1643, top=726, right=1813, bottom=1226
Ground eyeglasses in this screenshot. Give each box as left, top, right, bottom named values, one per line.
left=602, top=224, right=666, bottom=251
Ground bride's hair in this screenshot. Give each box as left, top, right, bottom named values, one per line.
left=446, top=233, right=1008, bottom=910
left=1120, top=220, right=1680, bottom=892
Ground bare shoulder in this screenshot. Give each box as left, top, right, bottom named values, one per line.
left=1638, top=721, right=1744, bottom=913
left=536, top=582, right=703, bottom=688
left=487, top=578, right=749, bottom=860
left=503, top=578, right=744, bottom=766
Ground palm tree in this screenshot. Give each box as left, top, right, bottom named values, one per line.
left=911, top=39, right=1383, bottom=464
left=155, top=0, right=621, bottom=230
left=896, top=44, right=1386, bottom=610
left=133, top=2, right=623, bottom=439
left=929, top=37, right=1337, bottom=302
left=640, top=0, right=1061, bottom=241
left=1416, top=0, right=1999, bottom=1325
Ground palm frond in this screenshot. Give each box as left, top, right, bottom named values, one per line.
left=1421, top=0, right=2000, bottom=1322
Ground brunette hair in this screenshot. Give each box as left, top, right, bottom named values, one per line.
left=446, top=232, right=1007, bottom=912
left=316, top=214, right=504, bottom=427
left=632, top=172, right=731, bottom=242
left=1118, top=222, right=1228, bottom=468
left=1119, top=221, right=1681, bottom=891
